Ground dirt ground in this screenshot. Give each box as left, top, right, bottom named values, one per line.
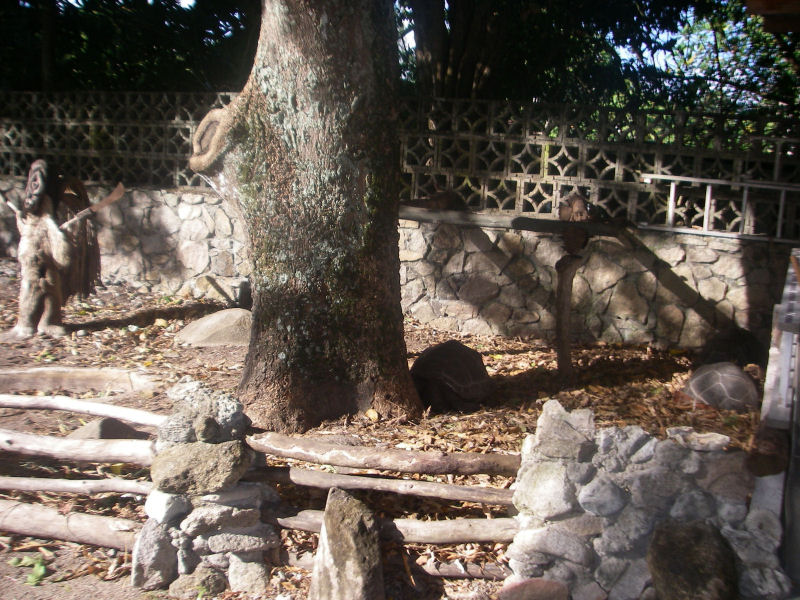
left=0, top=257, right=758, bottom=599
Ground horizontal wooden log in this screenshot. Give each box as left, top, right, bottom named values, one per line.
left=0, top=394, right=166, bottom=427
left=0, top=475, right=151, bottom=495
left=399, top=205, right=624, bottom=237
left=248, top=466, right=513, bottom=505
left=247, top=432, right=521, bottom=476
left=285, top=550, right=510, bottom=580
left=0, top=498, right=139, bottom=550
left=0, top=428, right=154, bottom=466
left=417, top=561, right=511, bottom=580
left=273, top=509, right=518, bottom=544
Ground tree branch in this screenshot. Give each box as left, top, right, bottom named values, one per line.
left=0, top=498, right=139, bottom=550
left=247, top=432, right=520, bottom=476
left=0, top=475, right=151, bottom=495
left=0, top=428, right=155, bottom=466
left=0, top=394, right=166, bottom=427
left=272, top=508, right=518, bottom=543
left=247, top=466, right=513, bottom=505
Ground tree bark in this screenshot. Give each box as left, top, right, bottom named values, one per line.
left=248, top=466, right=513, bottom=505
left=190, top=0, right=422, bottom=432
left=0, top=475, right=151, bottom=495
left=247, top=432, right=520, bottom=475
left=272, top=508, right=518, bottom=543
left=0, top=428, right=154, bottom=466
left=0, top=499, right=139, bottom=550
left=0, top=394, right=165, bottom=427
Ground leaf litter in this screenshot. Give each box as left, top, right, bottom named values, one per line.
left=0, top=257, right=762, bottom=598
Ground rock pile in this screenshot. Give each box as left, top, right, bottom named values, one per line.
left=507, top=400, right=792, bottom=600
left=131, top=378, right=280, bottom=598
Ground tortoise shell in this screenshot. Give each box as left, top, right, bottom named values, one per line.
left=682, top=361, right=760, bottom=412
left=410, top=340, right=494, bottom=411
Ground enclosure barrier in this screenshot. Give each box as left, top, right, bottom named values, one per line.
left=2, top=91, right=799, bottom=239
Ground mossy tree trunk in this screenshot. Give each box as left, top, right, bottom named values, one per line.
left=190, top=0, right=422, bottom=432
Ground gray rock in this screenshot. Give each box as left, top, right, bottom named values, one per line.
left=498, top=577, right=569, bottom=600
left=695, top=450, right=754, bottom=503
left=157, top=378, right=250, bottom=450
left=131, top=518, right=179, bottom=590
left=228, top=552, right=270, bottom=596
left=206, top=524, right=280, bottom=553
left=513, top=460, right=576, bottom=520
left=174, top=308, right=252, bottom=347
left=144, top=489, right=192, bottom=524
left=608, top=558, right=650, bottom=600
left=667, top=427, right=731, bottom=452
left=577, top=475, right=627, bottom=517
left=738, top=566, right=793, bottom=599
left=593, top=506, right=655, bottom=555
left=669, top=489, right=715, bottom=521
left=150, top=440, right=253, bottom=495
left=309, top=488, right=384, bottom=600
left=167, top=565, right=227, bottom=600
left=647, top=520, right=738, bottom=600
left=180, top=505, right=261, bottom=536
left=527, top=400, right=595, bottom=461
left=627, top=466, right=686, bottom=512
left=509, top=526, right=593, bottom=566
left=196, top=481, right=279, bottom=508
left=66, top=417, right=149, bottom=440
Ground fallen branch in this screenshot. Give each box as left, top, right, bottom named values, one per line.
left=0, top=498, right=139, bottom=550
left=286, top=550, right=510, bottom=580
left=0, top=394, right=166, bottom=427
left=273, top=509, right=518, bottom=544
left=416, top=561, right=511, bottom=580
left=247, top=466, right=513, bottom=506
left=0, top=475, right=151, bottom=495
left=248, top=433, right=521, bottom=476
left=0, top=428, right=154, bottom=466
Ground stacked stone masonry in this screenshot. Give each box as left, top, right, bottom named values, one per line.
left=0, top=178, right=790, bottom=348
left=508, top=400, right=792, bottom=599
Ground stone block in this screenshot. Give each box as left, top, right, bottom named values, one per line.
left=144, top=489, right=192, bottom=524
left=510, top=526, right=593, bottom=566
left=309, top=488, right=384, bottom=600
left=131, top=518, right=179, bottom=590
left=514, top=461, right=576, bottom=520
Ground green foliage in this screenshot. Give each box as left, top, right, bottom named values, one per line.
left=0, top=0, right=260, bottom=91
left=8, top=554, right=48, bottom=586
left=652, top=1, right=800, bottom=119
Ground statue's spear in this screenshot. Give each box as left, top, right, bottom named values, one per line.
left=59, top=182, right=125, bottom=230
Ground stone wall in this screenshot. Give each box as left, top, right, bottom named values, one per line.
left=0, top=178, right=791, bottom=348
left=400, top=219, right=789, bottom=347
left=508, top=400, right=791, bottom=599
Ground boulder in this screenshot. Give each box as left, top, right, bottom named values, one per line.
left=167, top=565, right=227, bottom=600
left=66, top=417, right=149, bottom=440
left=499, top=577, right=569, bottom=600
left=309, top=487, right=384, bottom=600
left=131, top=518, right=179, bottom=590
left=150, top=440, right=253, bottom=496
left=174, top=308, right=252, bottom=347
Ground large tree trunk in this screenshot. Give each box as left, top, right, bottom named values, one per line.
left=190, top=0, right=422, bottom=432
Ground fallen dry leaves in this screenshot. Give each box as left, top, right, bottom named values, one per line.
left=0, top=257, right=763, bottom=598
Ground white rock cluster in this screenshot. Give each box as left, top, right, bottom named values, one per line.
left=508, top=400, right=792, bottom=600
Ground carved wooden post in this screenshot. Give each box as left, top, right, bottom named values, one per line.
left=555, top=253, right=585, bottom=380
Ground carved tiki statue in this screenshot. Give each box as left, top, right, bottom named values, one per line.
left=4, top=159, right=100, bottom=339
